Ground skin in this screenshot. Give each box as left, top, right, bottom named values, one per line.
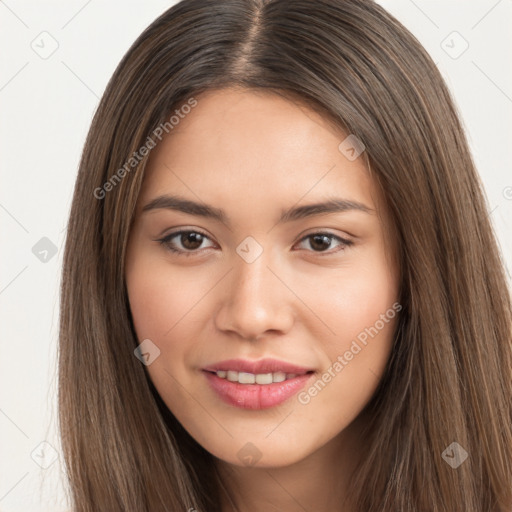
left=125, top=87, right=400, bottom=512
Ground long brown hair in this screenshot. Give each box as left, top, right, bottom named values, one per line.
left=58, top=0, right=512, bottom=510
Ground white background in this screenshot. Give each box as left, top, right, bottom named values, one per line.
left=0, top=1, right=511, bottom=510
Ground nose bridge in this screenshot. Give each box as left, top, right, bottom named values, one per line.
left=234, top=250, right=272, bottom=301
left=214, top=243, right=294, bottom=339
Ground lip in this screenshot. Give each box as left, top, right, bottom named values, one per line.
left=202, top=358, right=314, bottom=375
left=202, top=358, right=315, bottom=410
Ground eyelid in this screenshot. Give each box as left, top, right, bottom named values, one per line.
left=296, top=227, right=353, bottom=242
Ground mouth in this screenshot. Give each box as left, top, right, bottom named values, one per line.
left=201, top=358, right=315, bottom=410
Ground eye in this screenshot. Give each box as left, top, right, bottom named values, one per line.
left=294, top=232, right=352, bottom=254
left=157, top=229, right=216, bottom=255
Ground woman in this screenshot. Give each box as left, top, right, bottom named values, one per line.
left=58, top=0, right=512, bottom=510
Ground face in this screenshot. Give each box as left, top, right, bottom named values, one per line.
left=125, top=87, right=400, bottom=468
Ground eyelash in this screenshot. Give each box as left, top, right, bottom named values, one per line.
left=156, top=229, right=353, bottom=256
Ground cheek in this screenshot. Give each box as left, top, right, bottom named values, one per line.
left=300, top=248, right=398, bottom=410
left=125, top=251, right=223, bottom=393
left=126, top=260, right=205, bottom=399
left=127, top=269, right=177, bottom=342
left=126, top=250, right=208, bottom=342
left=312, top=252, right=398, bottom=345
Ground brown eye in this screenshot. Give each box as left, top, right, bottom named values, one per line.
left=309, top=234, right=333, bottom=251
left=158, top=230, right=215, bottom=255
left=180, top=232, right=204, bottom=250
left=296, top=233, right=352, bottom=253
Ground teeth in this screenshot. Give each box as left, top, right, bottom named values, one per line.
left=238, top=372, right=256, bottom=384
left=255, top=373, right=273, bottom=384
left=227, top=370, right=238, bottom=382
left=214, top=370, right=303, bottom=384
left=273, top=371, right=286, bottom=383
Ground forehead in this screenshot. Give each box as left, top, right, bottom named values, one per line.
left=137, top=87, right=381, bottom=217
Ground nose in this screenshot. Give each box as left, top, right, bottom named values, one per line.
left=214, top=249, right=295, bottom=341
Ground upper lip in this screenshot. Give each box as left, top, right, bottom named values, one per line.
left=203, top=358, right=314, bottom=375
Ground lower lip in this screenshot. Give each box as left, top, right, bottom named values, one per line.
left=203, top=371, right=314, bottom=410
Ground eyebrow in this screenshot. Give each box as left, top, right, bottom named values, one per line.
left=141, top=194, right=373, bottom=227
